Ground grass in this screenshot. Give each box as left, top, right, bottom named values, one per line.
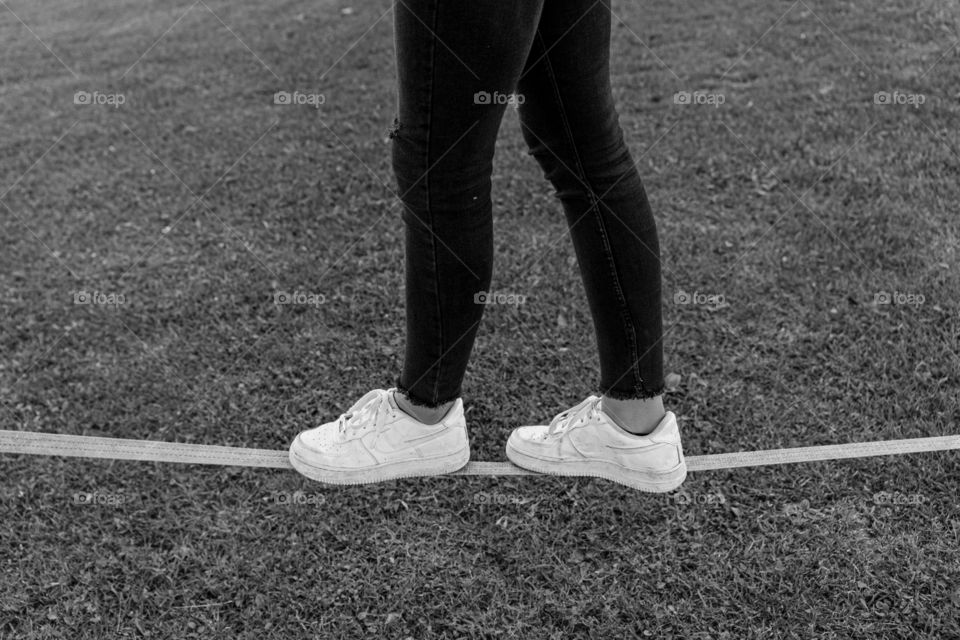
left=1, top=0, right=959, bottom=637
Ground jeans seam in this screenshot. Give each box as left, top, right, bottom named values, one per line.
left=423, top=0, right=443, bottom=405
left=536, top=30, right=644, bottom=395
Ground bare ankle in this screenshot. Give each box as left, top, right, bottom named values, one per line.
left=600, top=394, right=666, bottom=435
left=394, top=391, right=454, bottom=425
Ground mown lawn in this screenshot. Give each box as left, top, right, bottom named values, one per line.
left=1, top=0, right=958, bottom=637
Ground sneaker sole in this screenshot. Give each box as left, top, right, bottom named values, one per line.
left=505, top=441, right=687, bottom=493
left=289, top=440, right=471, bottom=485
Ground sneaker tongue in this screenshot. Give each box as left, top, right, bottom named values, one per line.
left=342, top=392, right=385, bottom=430
left=548, top=396, right=597, bottom=435
left=386, top=390, right=400, bottom=412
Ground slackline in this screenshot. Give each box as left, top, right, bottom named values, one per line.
left=1, top=429, right=958, bottom=474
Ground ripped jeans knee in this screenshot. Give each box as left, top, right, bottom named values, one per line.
left=386, top=116, right=402, bottom=140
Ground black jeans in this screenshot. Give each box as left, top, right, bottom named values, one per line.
left=390, top=0, right=664, bottom=407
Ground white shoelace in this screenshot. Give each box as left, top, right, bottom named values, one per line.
left=336, top=390, right=597, bottom=438
left=547, top=396, right=600, bottom=436
left=337, top=389, right=393, bottom=436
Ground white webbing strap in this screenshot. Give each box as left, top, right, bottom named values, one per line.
left=1, top=430, right=957, bottom=475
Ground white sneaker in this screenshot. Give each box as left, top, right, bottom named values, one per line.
left=289, top=388, right=470, bottom=485
left=505, top=395, right=687, bottom=492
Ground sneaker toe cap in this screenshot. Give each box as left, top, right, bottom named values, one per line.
left=294, top=421, right=340, bottom=452
left=509, top=425, right=549, bottom=444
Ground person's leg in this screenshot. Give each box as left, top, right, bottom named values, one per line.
left=516, top=0, right=665, bottom=435
left=390, top=0, right=546, bottom=421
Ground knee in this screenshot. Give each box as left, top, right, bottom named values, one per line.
left=390, top=118, right=428, bottom=207
left=391, top=121, right=492, bottom=213
left=523, top=127, right=634, bottom=196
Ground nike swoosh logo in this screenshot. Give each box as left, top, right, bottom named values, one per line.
left=571, top=439, right=671, bottom=457
left=605, top=441, right=673, bottom=452
left=403, top=427, right=455, bottom=445
left=370, top=425, right=456, bottom=454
